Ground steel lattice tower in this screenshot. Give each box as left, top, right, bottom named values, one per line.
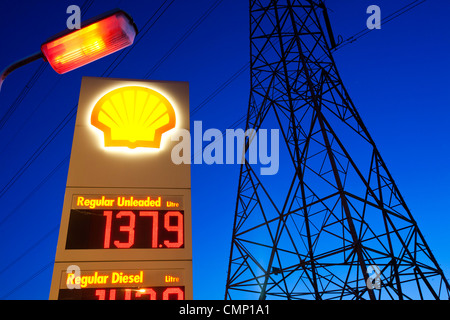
left=225, top=0, right=450, bottom=300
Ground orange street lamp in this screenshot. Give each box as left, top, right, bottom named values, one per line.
left=0, top=9, right=137, bottom=91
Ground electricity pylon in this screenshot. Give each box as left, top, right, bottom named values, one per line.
left=225, top=0, right=450, bottom=300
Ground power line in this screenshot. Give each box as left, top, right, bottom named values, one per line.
left=0, top=0, right=223, bottom=203
left=0, top=105, right=76, bottom=200
left=0, top=77, right=62, bottom=155
left=0, top=2, right=231, bottom=290
left=0, top=0, right=399, bottom=227
left=1, top=0, right=427, bottom=195
left=0, top=2, right=182, bottom=297
left=0, top=111, right=246, bottom=298
left=0, top=63, right=47, bottom=129
left=0, top=1, right=177, bottom=202
left=0, top=1, right=180, bottom=212
left=144, top=0, right=224, bottom=79
left=0, top=0, right=427, bottom=298
left=1, top=0, right=426, bottom=231
left=191, top=63, right=249, bottom=115
left=0, top=1, right=175, bottom=155
left=0, top=1, right=181, bottom=298
left=0, top=0, right=95, bottom=130
left=101, top=0, right=176, bottom=77
left=0, top=261, right=54, bottom=299
left=0, top=154, right=69, bottom=227
left=0, top=225, right=59, bottom=277
left=333, top=0, right=427, bottom=51
left=196, top=0, right=428, bottom=122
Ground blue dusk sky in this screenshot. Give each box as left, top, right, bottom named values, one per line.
left=0, top=0, right=449, bottom=300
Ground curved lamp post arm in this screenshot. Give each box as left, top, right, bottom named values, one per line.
left=0, top=51, right=44, bottom=92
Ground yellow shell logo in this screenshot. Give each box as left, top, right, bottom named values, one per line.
left=91, top=86, right=176, bottom=149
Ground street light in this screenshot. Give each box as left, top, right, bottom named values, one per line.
left=0, top=9, right=138, bottom=91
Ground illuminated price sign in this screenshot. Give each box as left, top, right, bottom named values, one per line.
left=65, top=195, right=184, bottom=250
left=49, top=79, right=193, bottom=301
left=59, top=287, right=185, bottom=300
left=57, top=267, right=187, bottom=300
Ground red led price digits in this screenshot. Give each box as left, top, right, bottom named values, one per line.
left=103, top=211, right=183, bottom=249
left=162, top=287, right=184, bottom=299
left=135, top=288, right=157, bottom=299
left=104, top=211, right=135, bottom=248
left=139, top=211, right=158, bottom=248
left=164, top=211, right=183, bottom=248
left=94, top=287, right=184, bottom=300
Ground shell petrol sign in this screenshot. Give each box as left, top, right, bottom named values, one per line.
left=49, top=77, right=192, bottom=300
left=91, top=86, right=177, bottom=149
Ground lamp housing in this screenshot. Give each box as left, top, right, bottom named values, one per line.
left=41, top=9, right=138, bottom=74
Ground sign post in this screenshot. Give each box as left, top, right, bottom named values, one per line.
left=49, top=77, right=192, bottom=300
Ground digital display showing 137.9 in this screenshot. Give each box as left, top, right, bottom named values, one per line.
left=65, top=209, right=184, bottom=249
